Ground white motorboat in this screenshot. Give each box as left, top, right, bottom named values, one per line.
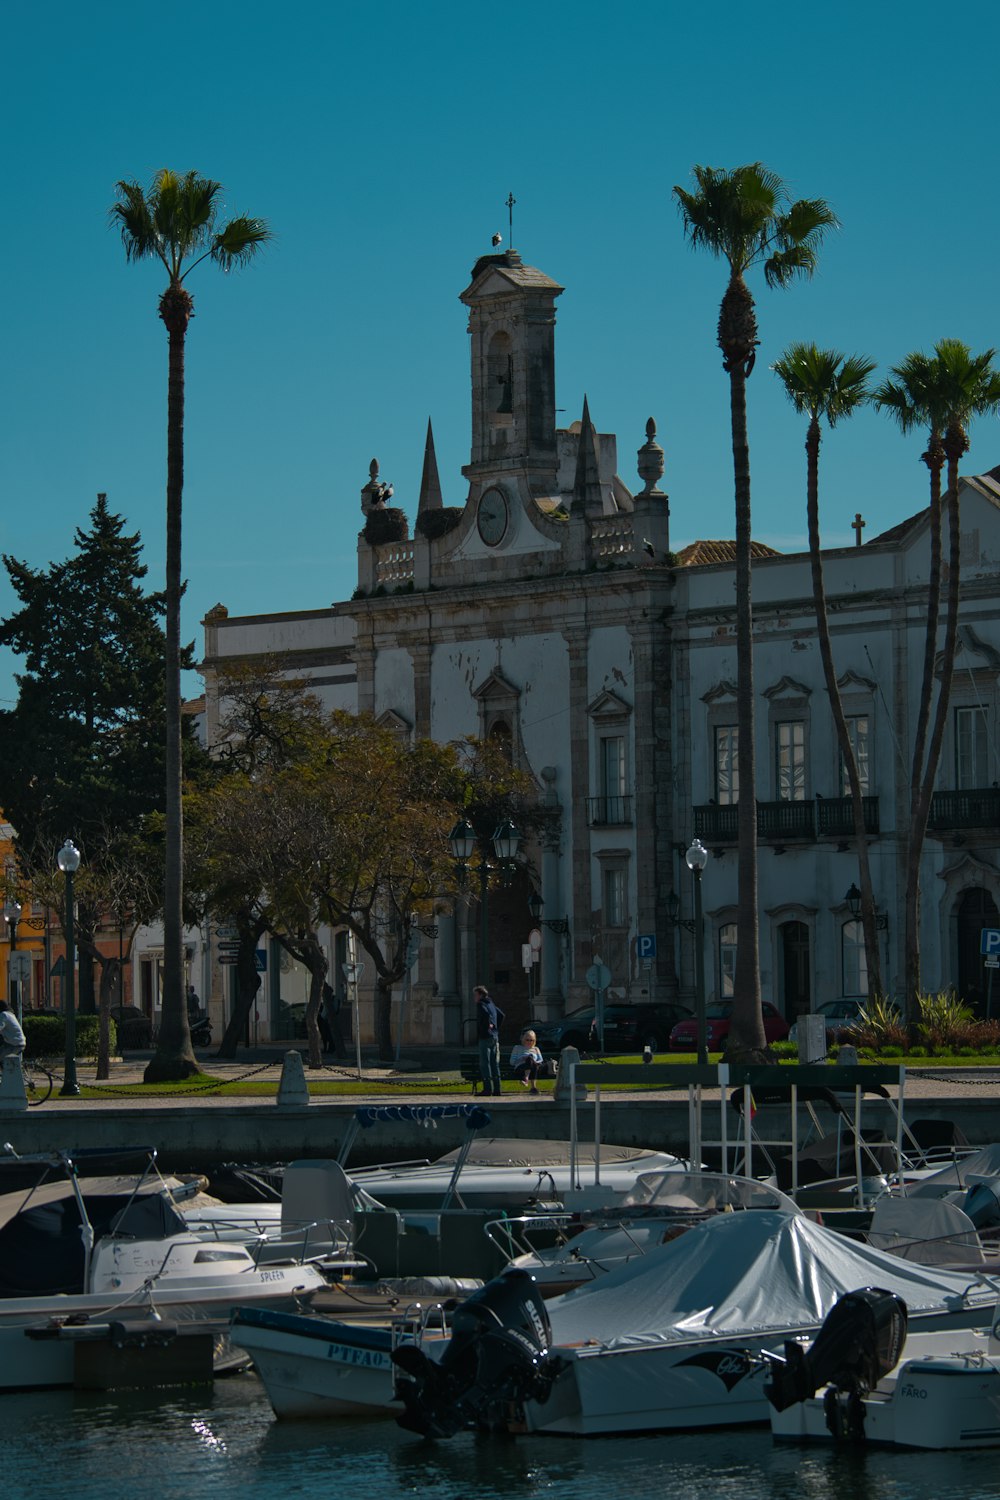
left=348, top=1136, right=690, bottom=1213
left=230, top=1297, right=453, bottom=1419
left=766, top=1285, right=1000, bottom=1449
left=498, top=1172, right=801, bottom=1296
left=392, top=1209, right=999, bottom=1439
left=0, top=1150, right=328, bottom=1393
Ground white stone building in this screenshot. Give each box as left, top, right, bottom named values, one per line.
left=200, top=248, right=1000, bottom=1048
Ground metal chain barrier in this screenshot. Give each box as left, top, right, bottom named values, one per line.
left=917, top=1070, right=1000, bottom=1087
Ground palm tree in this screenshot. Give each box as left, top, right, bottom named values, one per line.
left=875, top=342, right=1000, bottom=1019
left=674, top=165, right=837, bottom=1058
left=772, top=344, right=879, bottom=996
left=111, top=170, right=271, bottom=1080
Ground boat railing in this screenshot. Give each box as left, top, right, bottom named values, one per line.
left=482, top=1211, right=578, bottom=1263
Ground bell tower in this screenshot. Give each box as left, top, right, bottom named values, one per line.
left=459, top=249, right=563, bottom=500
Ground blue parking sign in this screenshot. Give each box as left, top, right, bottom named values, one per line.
left=637, top=933, right=657, bottom=960
left=980, top=929, right=1000, bottom=956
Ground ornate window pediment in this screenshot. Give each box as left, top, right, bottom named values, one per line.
left=376, top=709, right=412, bottom=738
left=587, top=689, right=632, bottom=723
left=702, top=680, right=737, bottom=706
left=763, top=676, right=812, bottom=702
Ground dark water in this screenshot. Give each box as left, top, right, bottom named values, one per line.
left=3, top=1373, right=998, bottom=1500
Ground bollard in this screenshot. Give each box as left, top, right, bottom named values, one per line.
left=0, top=1055, right=28, bottom=1113
left=276, top=1050, right=310, bottom=1109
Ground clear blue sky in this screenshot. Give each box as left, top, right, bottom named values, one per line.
left=4, top=0, right=1000, bottom=706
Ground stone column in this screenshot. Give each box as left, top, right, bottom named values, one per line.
left=563, top=622, right=592, bottom=1006
left=435, top=908, right=461, bottom=1042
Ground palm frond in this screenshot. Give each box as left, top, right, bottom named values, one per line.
left=210, top=217, right=274, bottom=270
left=772, top=342, right=873, bottom=424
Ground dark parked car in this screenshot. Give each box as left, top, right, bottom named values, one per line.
left=668, top=1000, right=790, bottom=1053
left=530, top=1007, right=598, bottom=1054
left=589, top=1002, right=690, bottom=1054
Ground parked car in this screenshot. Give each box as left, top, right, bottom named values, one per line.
left=589, top=1002, right=691, bottom=1054
left=109, top=1005, right=153, bottom=1049
left=668, top=1000, right=790, bottom=1053
left=530, top=1007, right=598, bottom=1054
left=788, top=999, right=864, bottom=1046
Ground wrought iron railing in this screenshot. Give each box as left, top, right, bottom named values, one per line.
left=929, top=787, right=1000, bottom=831
left=587, top=795, right=633, bottom=827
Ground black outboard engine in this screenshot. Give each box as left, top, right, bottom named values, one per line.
left=393, top=1268, right=559, bottom=1438
left=765, top=1287, right=907, bottom=1441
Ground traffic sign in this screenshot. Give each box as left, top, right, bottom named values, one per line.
left=218, top=954, right=238, bottom=965
left=216, top=924, right=238, bottom=939
left=637, top=933, right=657, bottom=961
left=982, top=929, right=1000, bottom=956
left=342, top=961, right=365, bottom=984
left=586, top=962, right=611, bottom=992
left=8, top=952, right=31, bottom=981
left=217, top=941, right=241, bottom=953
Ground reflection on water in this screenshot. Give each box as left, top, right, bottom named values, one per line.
left=2, top=1374, right=999, bottom=1500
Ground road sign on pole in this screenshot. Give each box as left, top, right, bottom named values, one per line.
left=981, top=928, right=1000, bottom=956
left=637, top=934, right=657, bottom=961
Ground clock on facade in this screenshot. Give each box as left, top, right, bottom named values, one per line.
left=477, top=487, right=509, bottom=546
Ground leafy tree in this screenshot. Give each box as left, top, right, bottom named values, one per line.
left=0, top=495, right=192, bottom=1017
left=674, top=164, right=836, bottom=1057
left=111, top=169, right=271, bottom=1081
left=875, top=341, right=1000, bottom=1017
left=772, top=343, right=880, bottom=995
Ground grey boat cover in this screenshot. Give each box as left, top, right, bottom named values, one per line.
left=907, top=1143, right=1000, bottom=1197
left=545, top=1209, right=994, bottom=1350
left=431, top=1140, right=678, bottom=1169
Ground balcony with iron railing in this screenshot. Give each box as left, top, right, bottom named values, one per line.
left=928, top=787, right=1000, bottom=836
left=587, top=794, right=633, bottom=827
left=694, top=794, right=881, bottom=846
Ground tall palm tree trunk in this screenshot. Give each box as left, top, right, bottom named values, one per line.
left=907, top=430, right=967, bottom=1013
left=729, top=358, right=764, bottom=1053
left=147, top=282, right=197, bottom=1079
left=904, top=445, right=945, bottom=1020
left=804, top=418, right=883, bottom=996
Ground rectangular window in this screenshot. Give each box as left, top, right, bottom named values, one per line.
left=603, top=867, right=626, bottom=929
left=840, top=715, right=871, bottom=795
left=715, top=726, right=739, bottom=805
left=600, top=735, right=626, bottom=799
left=775, top=721, right=806, bottom=801
left=719, top=923, right=737, bottom=998
left=842, top=919, right=869, bottom=998
left=956, top=707, right=989, bottom=790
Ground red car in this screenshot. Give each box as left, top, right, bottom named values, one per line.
left=668, top=1001, right=790, bottom=1053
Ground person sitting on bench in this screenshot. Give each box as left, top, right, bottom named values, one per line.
left=510, top=1029, right=544, bottom=1093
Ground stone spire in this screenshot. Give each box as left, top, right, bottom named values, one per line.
left=636, top=417, right=666, bottom=497
left=417, top=418, right=443, bottom=514
left=571, top=395, right=606, bottom=517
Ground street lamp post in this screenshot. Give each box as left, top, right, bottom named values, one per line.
left=3, top=900, right=21, bottom=1020
left=685, top=838, right=710, bottom=1065
left=57, top=841, right=81, bottom=1098
left=449, top=816, right=521, bottom=990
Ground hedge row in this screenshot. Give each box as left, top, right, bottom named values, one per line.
left=23, top=1014, right=110, bottom=1062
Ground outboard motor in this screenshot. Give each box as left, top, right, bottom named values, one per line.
left=393, top=1268, right=559, bottom=1438
left=765, top=1287, right=907, bottom=1440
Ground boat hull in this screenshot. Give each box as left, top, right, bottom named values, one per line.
left=232, top=1307, right=447, bottom=1419
left=772, top=1354, right=1000, bottom=1449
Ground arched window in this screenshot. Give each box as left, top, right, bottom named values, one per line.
left=487, top=332, right=513, bottom=415
left=488, top=720, right=513, bottom=762
left=842, top=919, right=868, bottom=998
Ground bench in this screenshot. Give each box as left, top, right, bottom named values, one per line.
left=457, top=1050, right=556, bottom=1094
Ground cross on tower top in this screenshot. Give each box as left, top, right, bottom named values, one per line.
left=852, top=512, right=866, bottom=547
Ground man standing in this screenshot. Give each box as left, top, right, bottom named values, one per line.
left=474, top=983, right=505, bottom=1096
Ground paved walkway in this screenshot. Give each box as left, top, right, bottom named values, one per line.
left=27, top=1053, right=1000, bottom=1110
